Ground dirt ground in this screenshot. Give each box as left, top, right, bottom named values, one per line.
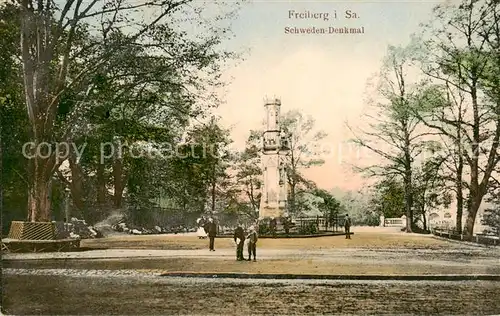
left=4, top=256, right=500, bottom=275
left=5, top=232, right=500, bottom=275
left=3, top=232, right=499, bottom=315
left=80, top=232, right=455, bottom=250
left=3, top=274, right=500, bottom=315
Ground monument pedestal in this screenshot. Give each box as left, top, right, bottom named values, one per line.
left=259, top=206, right=284, bottom=220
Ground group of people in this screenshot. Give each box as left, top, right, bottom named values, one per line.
left=196, top=214, right=352, bottom=260
left=197, top=218, right=258, bottom=261
left=196, top=217, right=217, bottom=251
left=233, top=223, right=258, bottom=261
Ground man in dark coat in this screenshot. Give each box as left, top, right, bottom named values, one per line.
left=269, top=217, right=277, bottom=238
left=208, top=218, right=217, bottom=251
left=233, top=223, right=245, bottom=260
left=344, top=214, right=351, bottom=239
left=283, top=217, right=290, bottom=235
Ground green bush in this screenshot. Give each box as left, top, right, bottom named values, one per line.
left=258, top=222, right=269, bottom=235
left=298, top=222, right=317, bottom=235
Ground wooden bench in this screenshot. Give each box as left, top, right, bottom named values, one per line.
left=2, top=238, right=81, bottom=253
left=2, top=221, right=81, bottom=253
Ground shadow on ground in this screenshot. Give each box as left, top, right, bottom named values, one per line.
left=3, top=275, right=500, bottom=315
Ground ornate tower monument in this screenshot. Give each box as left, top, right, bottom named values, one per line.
left=259, top=98, right=290, bottom=219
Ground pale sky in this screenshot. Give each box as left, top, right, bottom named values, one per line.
left=1, top=0, right=449, bottom=192
left=214, top=0, right=448, bottom=191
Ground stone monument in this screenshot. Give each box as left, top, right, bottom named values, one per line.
left=259, top=98, right=291, bottom=219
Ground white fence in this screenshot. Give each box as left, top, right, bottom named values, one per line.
left=380, top=215, right=407, bottom=227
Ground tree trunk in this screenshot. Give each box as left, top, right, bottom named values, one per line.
left=0, top=126, right=3, bottom=230
left=464, top=73, right=481, bottom=237
left=403, top=167, right=413, bottom=232
left=455, top=178, right=464, bottom=234
left=97, top=163, right=106, bottom=205
left=402, top=111, right=413, bottom=233
left=464, top=196, right=482, bottom=238
left=455, top=103, right=465, bottom=234
left=68, top=152, right=85, bottom=210
left=247, top=180, right=258, bottom=211
left=404, top=185, right=413, bottom=232
left=288, top=152, right=298, bottom=215
left=422, top=206, right=427, bottom=231
left=289, top=181, right=296, bottom=214
left=113, top=158, right=124, bottom=209
left=211, top=179, right=216, bottom=213
left=27, top=161, right=52, bottom=222
left=20, top=1, right=67, bottom=223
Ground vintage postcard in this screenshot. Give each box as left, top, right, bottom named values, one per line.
left=1, top=0, right=499, bottom=314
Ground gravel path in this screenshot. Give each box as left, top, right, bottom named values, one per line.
left=4, top=267, right=500, bottom=284
left=5, top=247, right=499, bottom=270
left=3, top=268, right=162, bottom=278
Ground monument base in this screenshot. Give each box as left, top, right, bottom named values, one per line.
left=258, top=207, right=284, bottom=220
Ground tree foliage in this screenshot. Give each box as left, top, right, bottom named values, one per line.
left=348, top=45, right=439, bottom=232
left=234, top=130, right=262, bottom=211
left=411, top=0, right=500, bottom=236
left=0, top=0, right=242, bottom=225
left=350, top=0, right=500, bottom=236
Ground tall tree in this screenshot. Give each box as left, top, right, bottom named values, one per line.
left=0, top=3, right=30, bottom=231
left=280, top=110, right=327, bottom=214
left=482, top=186, right=500, bottom=237
left=10, top=0, right=240, bottom=221
left=312, top=188, right=341, bottom=224
left=410, top=84, right=468, bottom=233
left=336, top=189, right=376, bottom=226
left=185, top=117, right=234, bottom=215
left=349, top=45, right=438, bottom=232
left=414, top=0, right=500, bottom=236
left=370, top=177, right=405, bottom=219
left=412, top=157, right=452, bottom=230
left=234, top=130, right=262, bottom=211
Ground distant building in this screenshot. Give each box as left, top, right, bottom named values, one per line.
left=428, top=199, right=490, bottom=234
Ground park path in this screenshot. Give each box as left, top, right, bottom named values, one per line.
left=4, top=246, right=499, bottom=273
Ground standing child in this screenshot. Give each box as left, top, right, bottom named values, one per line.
left=246, top=225, right=258, bottom=261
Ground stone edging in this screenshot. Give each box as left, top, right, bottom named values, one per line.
left=432, top=231, right=499, bottom=247
left=216, top=232, right=352, bottom=238
left=159, top=272, right=500, bottom=281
